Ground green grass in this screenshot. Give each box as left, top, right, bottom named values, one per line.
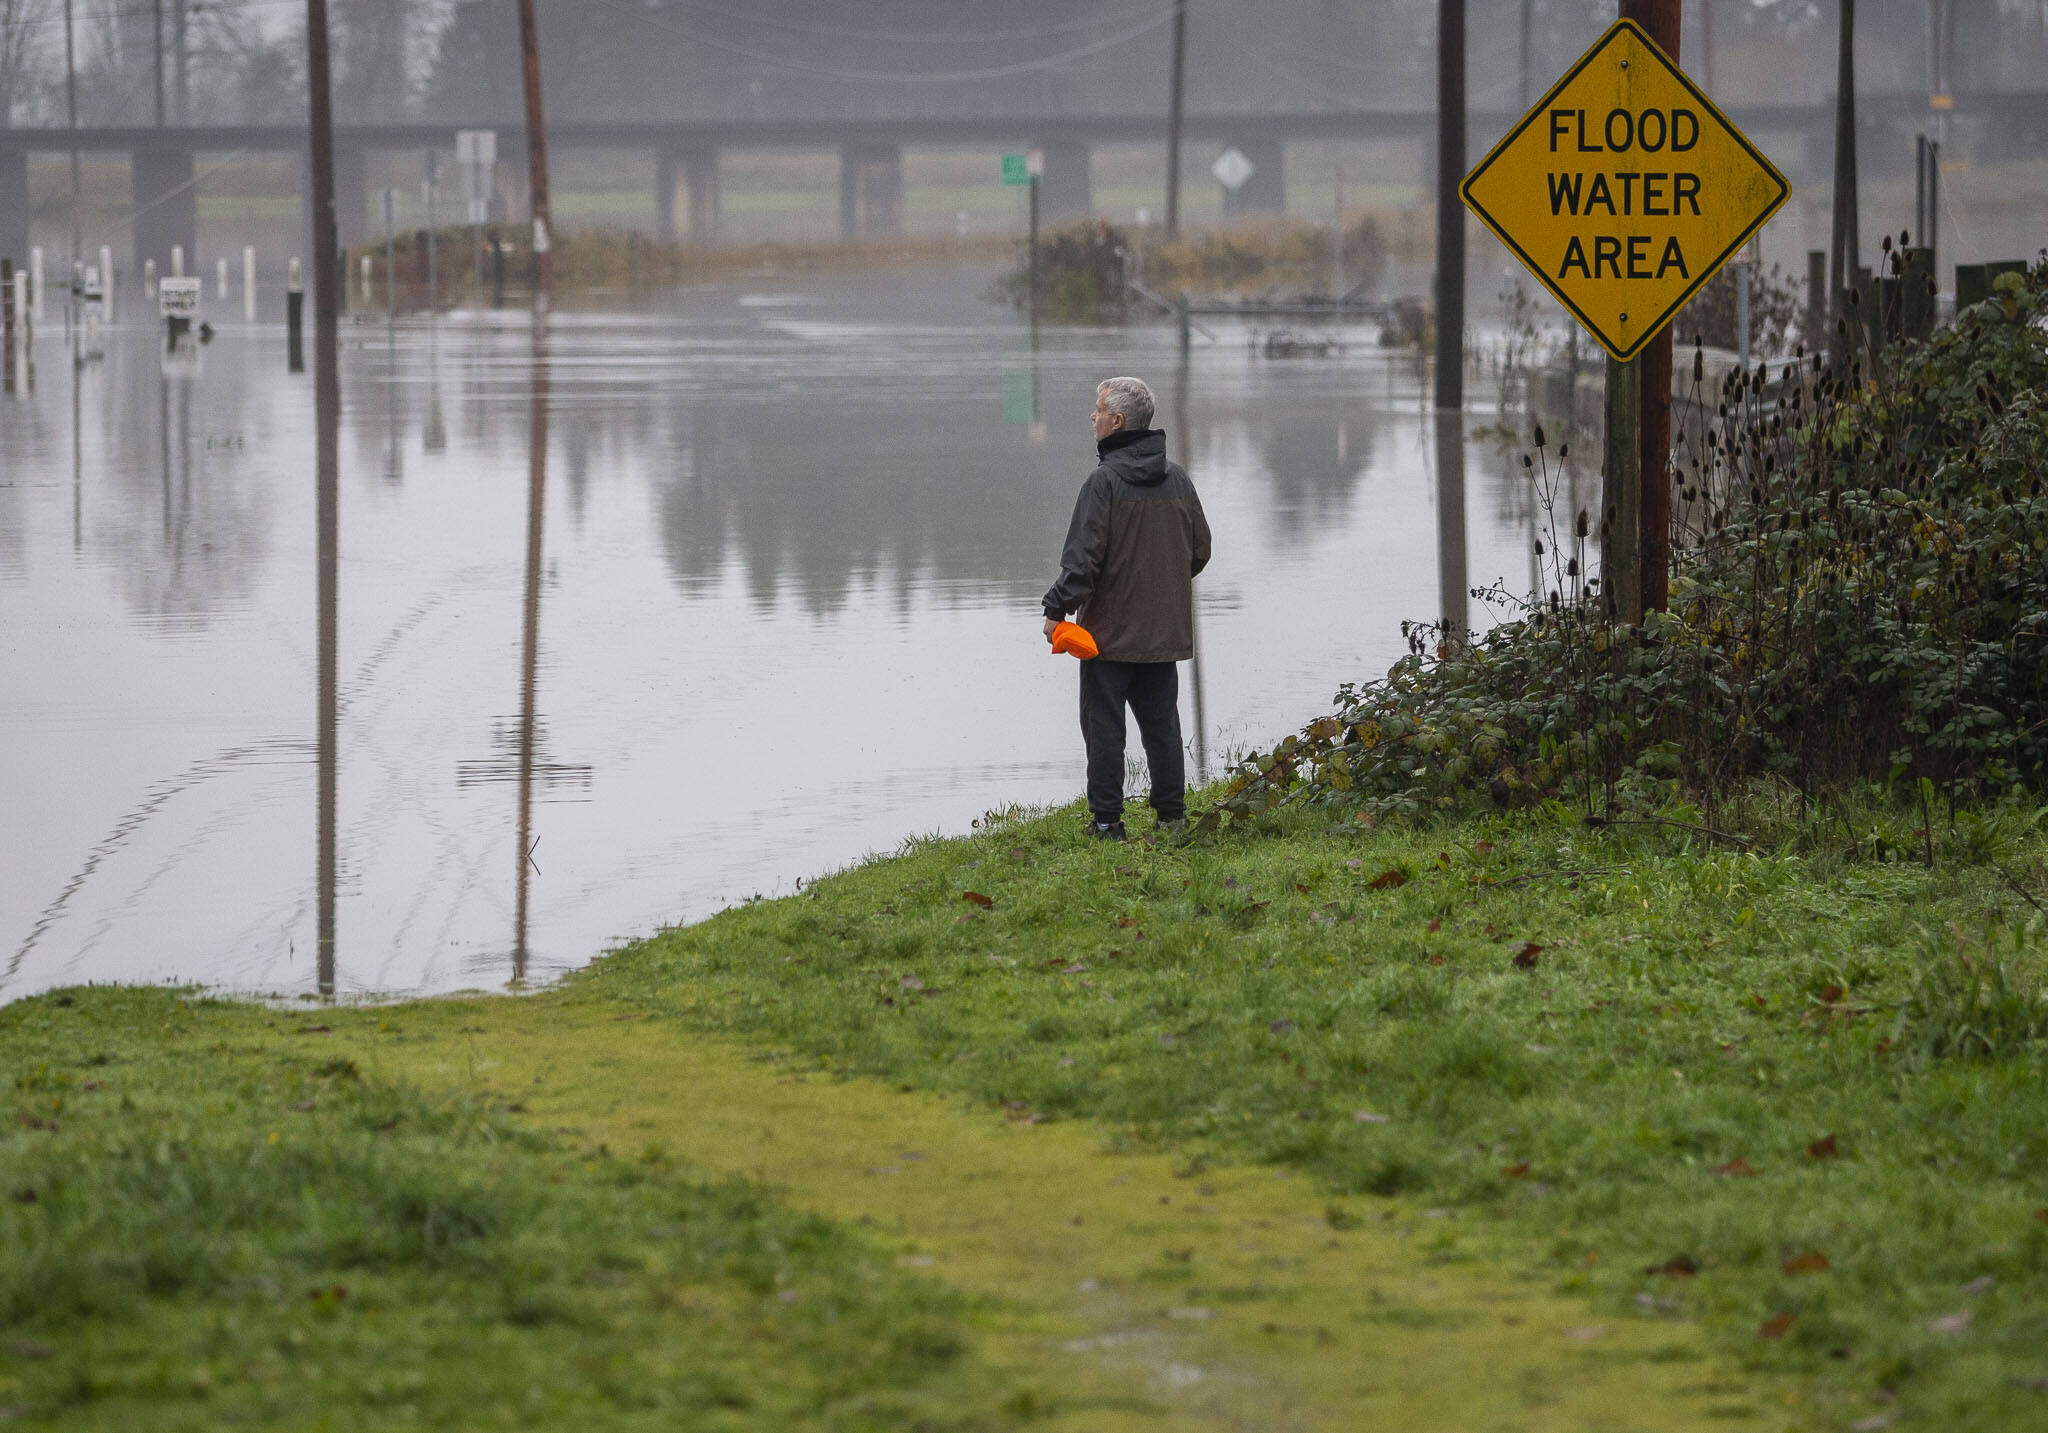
left=585, top=791, right=2048, bottom=1431
left=0, top=989, right=990, bottom=1430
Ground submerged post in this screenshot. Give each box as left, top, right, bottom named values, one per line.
left=287, top=255, right=304, bottom=372
left=1434, top=0, right=1465, bottom=411
left=1164, top=0, right=1187, bottom=238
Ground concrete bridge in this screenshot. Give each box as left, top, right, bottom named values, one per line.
left=3, top=92, right=2041, bottom=275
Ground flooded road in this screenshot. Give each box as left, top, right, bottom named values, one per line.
left=1, top=266, right=1550, bottom=1002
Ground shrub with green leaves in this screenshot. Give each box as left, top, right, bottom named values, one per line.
left=1203, top=258, right=2048, bottom=831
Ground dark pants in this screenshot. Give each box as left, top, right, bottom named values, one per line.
left=1079, top=659, right=1185, bottom=824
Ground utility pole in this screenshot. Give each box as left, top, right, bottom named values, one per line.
left=1517, top=0, right=1532, bottom=110
left=1829, top=0, right=1858, bottom=355
left=1700, top=0, right=1714, bottom=94
left=153, top=0, right=166, bottom=126
left=306, top=0, right=341, bottom=994
left=1620, top=0, right=1678, bottom=616
left=173, top=0, right=187, bottom=123
left=1434, top=0, right=1464, bottom=410
left=62, top=0, right=79, bottom=271
left=1164, top=0, right=1187, bottom=238
left=517, top=0, right=553, bottom=305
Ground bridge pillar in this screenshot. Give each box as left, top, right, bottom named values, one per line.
left=0, top=149, right=26, bottom=266
left=658, top=146, right=718, bottom=245
left=132, top=145, right=198, bottom=277
left=839, top=142, right=901, bottom=239
left=1222, top=137, right=1285, bottom=217
left=1038, top=138, right=1092, bottom=220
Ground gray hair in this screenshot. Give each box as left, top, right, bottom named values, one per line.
left=1097, top=376, right=1155, bottom=431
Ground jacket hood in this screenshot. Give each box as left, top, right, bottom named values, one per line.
left=1096, top=427, right=1169, bottom=485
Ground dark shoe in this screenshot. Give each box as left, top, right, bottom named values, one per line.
left=1086, top=819, right=1127, bottom=841
left=1155, top=816, right=1188, bottom=838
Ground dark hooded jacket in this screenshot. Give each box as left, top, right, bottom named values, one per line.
left=1042, top=428, right=1211, bottom=664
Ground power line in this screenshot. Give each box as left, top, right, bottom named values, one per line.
left=590, top=0, right=1180, bottom=85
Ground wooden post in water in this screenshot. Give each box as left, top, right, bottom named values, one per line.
left=1621, top=0, right=1678, bottom=615
left=1829, top=0, right=1859, bottom=361
left=1164, top=0, right=1186, bottom=238
left=517, top=0, right=553, bottom=307
left=305, top=0, right=340, bottom=994
left=1434, top=0, right=1465, bottom=411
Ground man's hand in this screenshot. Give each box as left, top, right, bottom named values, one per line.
left=1043, top=618, right=1058, bottom=643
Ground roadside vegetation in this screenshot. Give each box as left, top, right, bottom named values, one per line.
left=998, top=216, right=1392, bottom=320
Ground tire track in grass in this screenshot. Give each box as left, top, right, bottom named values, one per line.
left=341, top=993, right=1785, bottom=1432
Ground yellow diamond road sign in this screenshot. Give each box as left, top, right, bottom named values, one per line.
left=1461, top=19, right=1789, bottom=362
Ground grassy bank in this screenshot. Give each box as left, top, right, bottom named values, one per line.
left=0, top=989, right=995, bottom=1430
left=7, top=796, right=2045, bottom=1429
left=586, top=792, right=2048, bottom=1431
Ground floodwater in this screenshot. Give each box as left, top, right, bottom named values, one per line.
left=1, top=266, right=1550, bottom=1003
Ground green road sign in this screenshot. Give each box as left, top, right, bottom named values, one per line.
left=1002, top=154, right=1031, bottom=186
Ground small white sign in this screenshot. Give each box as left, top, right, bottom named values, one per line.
left=158, top=276, right=202, bottom=319
left=1026, top=147, right=1044, bottom=178
left=1212, top=147, right=1255, bottom=193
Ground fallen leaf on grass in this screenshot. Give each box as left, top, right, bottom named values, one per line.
left=1114, top=865, right=1137, bottom=877
left=1756, top=1312, right=1797, bottom=1340
left=1646, top=1254, right=1699, bottom=1277
left=1817, top=984, right=1846, bottom=1004
left=1807, top=1134, right=1839, bottom=1159
left=1007, top=847, right=1027, bottom=859
left=1045, top=957, right=1070, bottom=969
left=1296, top=883, right=1312, bottom=895
left=1928, top=1309, right=1974, bottom=1335
left=1116, top=915, right=1140, bottom=929
left=1513, top=942, right=1544, bottom=970
left=1474, top=841, right=1496, bottom=855
left=1352, top=1110, right=1389, bottom=1124
left=1713, top=1157, right=1759, bottom=1178
left=898, top=975, right=924, bottom=991
left=1367, top=869, right=1408, bottom=890
left=1782, top=1251, right=1831, bottom=1275
left=962, top=891, right=994, bottom=909
left=1500, top=1162, right=1530, bottom=1178
left=1426, top=918, right=1442, bottom=933
left=1427, top=953, right=1446, bottom=967
left=2033, top=1208, right=2048, bottom=1226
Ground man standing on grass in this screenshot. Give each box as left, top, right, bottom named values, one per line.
left=1043, top=376, right=1212, bottom=840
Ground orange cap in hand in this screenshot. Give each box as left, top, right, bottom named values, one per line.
left=1050, top=621, right=1099, bottom=660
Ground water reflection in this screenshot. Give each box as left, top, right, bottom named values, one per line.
left=0, top=269, right=1536, bottom=1003
left=513, top=321, right=549, bottom=984
left=316, top=314, right=339, bottom=995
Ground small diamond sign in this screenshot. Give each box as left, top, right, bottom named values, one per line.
left=1460, top=19, right=1788, bottom=361
left=1211, top=147, right=1255, bottom=193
